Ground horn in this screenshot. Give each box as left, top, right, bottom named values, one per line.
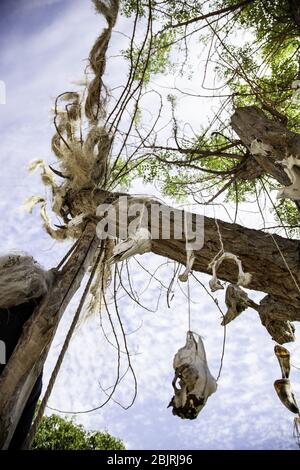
left=167, top=397, right=174, bottom=408
left=274, top=379, right=299, bottom=414
left=274, top=345, right=290, bottom=378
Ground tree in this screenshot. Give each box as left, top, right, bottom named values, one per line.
left=1, top=0, right=300, bottom=448
left=32, top=414, right=125, bottom=450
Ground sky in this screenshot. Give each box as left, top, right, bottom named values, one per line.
left=0, top=0, right=300, bottom=450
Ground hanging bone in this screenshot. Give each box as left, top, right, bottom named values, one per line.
left=277, top=156, right=300, bottom=201
left=274, top=379, right=299, bottom=414
left=273, top=345, right=299, bottom=415
left=250, top=138, right=273, bottom=157
left=208, top=252, right=251, bottom=293
left=168, top=332, right=217, bottom=420
left=222, top=284, right=255, bottom=326
left=274, top=345, right=291, bottom=379
left=273, top=345, right=300, bottom=448
left=208, top=253, right=255, bottom=326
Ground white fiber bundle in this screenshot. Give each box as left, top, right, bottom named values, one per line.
left=0, top=253, right=51, bottom=308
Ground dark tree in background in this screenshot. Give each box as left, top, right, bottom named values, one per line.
left=32, top=414, right=125, bottom=450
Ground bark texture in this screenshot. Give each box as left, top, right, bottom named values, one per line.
left=68, top=187, right=300, bottom=344
left=231, top=106, right=300, bottom=185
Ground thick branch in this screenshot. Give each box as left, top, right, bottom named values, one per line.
left=148, top=201, right=300, bottom=343
left=69, top=189, right=300, bottom=309
left=258, top=295, right=296, bottom=344
left=150, top=209, right=300, bottom=310
left=161, top=0, right=254, bottom=31
left=231, top=106, right=300, bottom=185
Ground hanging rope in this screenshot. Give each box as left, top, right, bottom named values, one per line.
left=191, top=274, right=227, bottom=382
left=56, top=238, right=80, bottom=271
left=25, top=242, right=104, bottom=449
left=179, top=210, right=194, bottom=331
left=187, top=276, right=191, bottom=332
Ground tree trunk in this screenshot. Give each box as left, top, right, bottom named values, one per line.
left=0, top=222, right=98, bottom=449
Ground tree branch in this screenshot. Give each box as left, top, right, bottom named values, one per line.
left=160, top=0, right=255, bottom=32
left=231, top=105, right=300, bottom=211
left=69, top=188, right=300, bottom=308
left=231, top=106, right=300, bottom=185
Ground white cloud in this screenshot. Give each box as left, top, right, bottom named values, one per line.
left=22, top=0, right=66, bottom=10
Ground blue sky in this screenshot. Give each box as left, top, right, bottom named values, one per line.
left=0, top=0, right=300, bottom=450
left=0, top=0, right=68, bottom=37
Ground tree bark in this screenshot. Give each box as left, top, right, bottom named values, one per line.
left=152, top=212, right=300, bottom=309
left=231, top=105, right=300, bottom=212
left=231, top=106, right=300, bottom=184
left=0, top=222, right=98, bottom=449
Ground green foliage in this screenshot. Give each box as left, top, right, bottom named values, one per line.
left=122, top=30, right=176, bottom=84
left=275, top=199, right=300, bottom=237
left=218, top=0, right=300, bottom=128
left=119, top=0, right=300, bottom=232
left=122, top=0, right=204, bottom=25
left=32, top=414, right=125, bottom=451
left=110, top=157, right=136, bottom=190
left=136, top=156, right=161, bottom=182
left=226, top=178, right=257, bottom=203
